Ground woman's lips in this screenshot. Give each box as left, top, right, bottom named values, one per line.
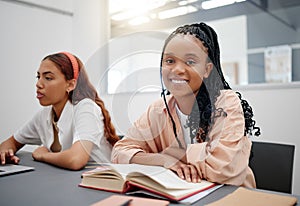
left=36, top=92, right=44, bottom=99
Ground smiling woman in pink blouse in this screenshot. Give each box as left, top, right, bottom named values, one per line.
left=112, top=22, right=260, bottom=188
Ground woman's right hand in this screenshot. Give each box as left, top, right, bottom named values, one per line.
left=160, top=145, right=201, bottom=183
left=0, top=136, right=23, bottom=165
left=0, top=148, right=20, bottom=164
left=161, top=152, right=201, bottom=183
left=167, top=159, right=202, bottom=183
left=131, top=150, right=202, bottom=183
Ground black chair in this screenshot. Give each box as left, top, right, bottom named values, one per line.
left=249, top=141, right=295, bottom=194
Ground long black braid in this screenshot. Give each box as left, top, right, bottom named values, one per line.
left=160, top=22, right=260, bottom=146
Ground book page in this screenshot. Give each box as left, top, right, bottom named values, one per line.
left=81, top=165, right=126, bottom=192
left=84, top=165, right=126, bottom=179
left=109, top=163, right=201, bottom=189
left=81, top=163, right=216, bottom=200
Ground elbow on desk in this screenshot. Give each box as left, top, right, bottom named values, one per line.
left=68, top=163, right=84, bottom=171
left=66, top=156, right=87, bottom=171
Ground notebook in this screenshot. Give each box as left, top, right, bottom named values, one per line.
left=0, top=164, right=34, bottom=177
left=91, top=194, right=170, bottom=206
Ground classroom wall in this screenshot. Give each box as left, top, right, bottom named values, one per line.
left=0, top=0, right=73, bottom=140
left=235, top=83, right=300, bottom=195
left=0, top=0, right=108, bottom=138
left=0, top=0, right=299, bottom=195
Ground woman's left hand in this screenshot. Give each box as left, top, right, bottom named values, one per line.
left=32, top=146, right=49, bottom=161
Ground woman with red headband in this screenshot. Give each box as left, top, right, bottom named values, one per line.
left=0, top=52, right=119, bottom=170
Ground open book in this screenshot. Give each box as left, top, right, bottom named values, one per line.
left=79, top=163, right=217, bottom=202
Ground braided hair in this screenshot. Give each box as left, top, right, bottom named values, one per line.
left=160, top=22, right=260, bottom=146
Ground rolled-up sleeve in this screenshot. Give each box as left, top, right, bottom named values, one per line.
left=187, top=90, right=256, bottom=187
left=14, top=109, right=46, bottom=145
left=112, top=104, right=159, bottom=163
left=111, top=99, right=171, bottom=163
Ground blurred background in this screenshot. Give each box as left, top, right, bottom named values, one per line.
left=0, top=0, right=299, bottom=194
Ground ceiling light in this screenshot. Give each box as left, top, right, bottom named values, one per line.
left=202, top=0, right=246, bottom=10
left=178, top=0, right=198, bottom=6
left=110, top=0, right=168, bottom=21
left=112, top=11, right=139, bottom=21
left=129, top=16, right=150, bottom=25
left=158, top=6, right=197, bottom=19
left=150, top=13, right=157, bottom=19
left=178, top=1, right=188, bottom=6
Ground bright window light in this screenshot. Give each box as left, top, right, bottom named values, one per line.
left=110, top=0, right=168, bottom=21
left=178, top=0, right=198, bottom=6
left=202, top=0, right=246, bottom=10
left=158, top=6, right=197, bottom=19
left=112, top=11, right=140, bottom=21
left=129, top=16, right=150, bottom=25
left=178, top=0, right=188, bottom=6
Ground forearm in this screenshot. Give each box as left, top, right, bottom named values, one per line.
left=39, top=150, right=85, bottom=170
left=33, top=141, right=92, bottom=170
left=131, top=152, right=180, bottom=169
left=187, top=137, right=251, bottom=185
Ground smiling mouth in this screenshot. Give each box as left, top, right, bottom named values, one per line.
left=171, top=79, right=188, bottom=84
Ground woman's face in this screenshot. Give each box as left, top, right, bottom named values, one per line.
left=36, top=59, right=71, bottom=110
left=162, top=34, right=212, bottom=98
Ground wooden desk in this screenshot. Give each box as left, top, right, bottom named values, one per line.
left=0, top=151, right=298, bottom=206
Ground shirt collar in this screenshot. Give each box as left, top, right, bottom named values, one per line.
left=162, top=94, right=176, bottom=111
left=46, top=100, right=73, bottom=131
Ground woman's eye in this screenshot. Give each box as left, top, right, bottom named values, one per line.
left=186, top=60, right=196, bottom=65
left=165, top=59, right=174, bottom=64
left=45, top=76, right=53, bottom=81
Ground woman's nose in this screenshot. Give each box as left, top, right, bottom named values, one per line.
left=36, top=79, right=43, bottom=89
left=172, top=61, right=186, bottom=74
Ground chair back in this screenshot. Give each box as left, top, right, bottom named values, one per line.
left=249, top=141, right=295, bottom=193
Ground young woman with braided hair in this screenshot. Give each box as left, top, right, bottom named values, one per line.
left=0, top=52, right=119, bottom=170
left=112, top=22, right=260, bottom=187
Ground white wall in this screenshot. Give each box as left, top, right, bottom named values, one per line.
left=0, top=0, right=73, bottom=139
left=210, top=16, right=248, bottom=85
left=0, top=0, right=108, bottom=149
left=236, top=83, right=300, bottom=195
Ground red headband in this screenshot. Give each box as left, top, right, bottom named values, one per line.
left=61, top=52, right=79, bottom=80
